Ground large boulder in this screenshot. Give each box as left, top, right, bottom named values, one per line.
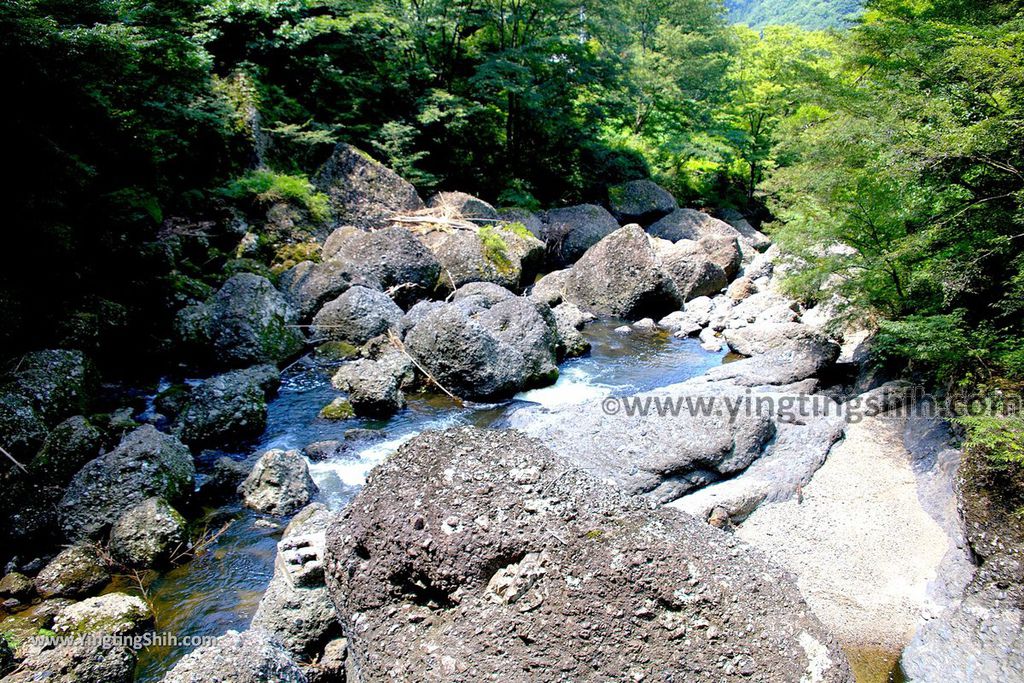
left=498, top=208, right=544, bottom=238
left=427, top=191, right=498, bottom=223
left=27, top=415, right=101, bottom=487
left=323, top=427, right=852, bottom=683
left=313, top=142, right=424, bottom=230
left=34, top=544, right=110, bottom=599
left=1, top=349, right=96, bottom=427
left=402, top=287, right=559, bottom=401
left=560, top=224, right=682, bottom=319
left=239, top=449, right=318, bottom=516
left=252, top=505, right=339, bottom=656
left=724, top=322, right=837, bottom=358
left=539, top=204, right=620, bottom=266
left=648, top=209, right=744, bottom=277
left=176, top=273, right=304, bottom=368
left=718, top=208, right=771, bottom=252
left=108, top=497, right=188, bottom=567
left=0, top=391, right=47, bottom=462
left=423, top=224, right=545, bottom=292
left=652, top=238, right=729, bottom=301
left=607, top=179, right=677, bottom=225
left=162, top=629, right=308, bottom=683
left=284, top=226, right=440, bottom=318
left=58, top=425, right=194, bottom=541
left=174, top=364, right=280, bottom=448
left=311, top=285, right=403, bottom=346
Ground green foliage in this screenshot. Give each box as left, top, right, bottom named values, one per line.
left=478, top=226, right=514, bottom=273
left=224, top=170, right=330, bottom=223
left=725, top=0, right=862, bottom=30
left=959, top=415, right=1024, bottom=468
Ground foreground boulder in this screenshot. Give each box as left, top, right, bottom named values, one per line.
left=240, top=449, right=318, bottom=516
left=560, top=224, right=681, bottom=319
left=52, top=592, right=152, bottom=636
left=540, top=204, right=619, bottom=266
left=314, top=142, right=424, bottom=230
left=108, top=497, right=187, bottom=567
left=283, top=226, right=440, bottom=318
left=323, top=427, right=852, bottom=682
left=176, top=273, right=304, bottom=368
left=163, top=629, right=308, bottom=683
left=174, top=364, right=280, bottom=448
left=607, top=179, right=677, bottom=225
left=58, top=425, right=195, bottom=541
left=402, top=285, right=559, bottom=400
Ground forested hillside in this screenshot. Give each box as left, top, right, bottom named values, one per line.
left=725, top=0, right=862, bottom=29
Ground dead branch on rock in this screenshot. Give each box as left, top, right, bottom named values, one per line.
left=386, top=330, right=463, bottom=407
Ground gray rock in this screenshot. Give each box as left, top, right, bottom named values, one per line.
left=0, top=390, right=47, bottom=462
left=427, top=191, right=498, bottom=223
left=58, top=425, right=194, bottom=541
left=311, top=285, right=403, bottom=346
left=509, top=385, right=776, bottom=501
left=0, top=572, right=35, bottom=602
left=648, top=209, right=744, bottom=277
left=5, top=636, right=135, bottom=683
left=718, top=208, right=771, bottom=252
left=551, top=302, right=592, bottom=358
left=403, top=290, right=559, bottom=401
left=561, top=225, right=682, bottom=318
left=314, top=142, right=424, bottom=230
left=240, top=449, right=318, bottom=516
left=174, top=365, right=279, bottom=449
left=162, top=629, right=309, bottom=683
left=252, top=506, right=339, bottom=656
left=286, top=226, right=440, bottom=317
left=652, top=238, right=728, bottom=300
left=52, top=592, right=152, bottom=636
left=658, top=311, right=702, bottom=337
left=540, top=204, right=620, bottom=266
left=424, top=224, right=545, bottom=292
left=727, top=276, right=758, bottom=300
left=176, top=273, right=304, bottom=368
left=527, top=268, right=570, bottom=307
left=108, top=497, right=187, bottom=567
left=670, top=385, right=846, bottom=522
left=607, top=179, right=678, bottom=224
left=701, top=340, right=840, bottom=387
left=331, top=350, right=412, bottom=417
left=34, top=544, right=110, bottom=598
left=323, top=427, right=852, bottom=683
left=724, top=322, right=836, bottom=357
left=497, top=208, right=544, bottom=238
left=1, top=349, right=96, bottom=428
left=28, top=415, right=101, bottom=486
left=902, top=586, right=1024, bottom=683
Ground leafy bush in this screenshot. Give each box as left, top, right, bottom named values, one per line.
left=959, top=415, right=1024, bottom=468
left=872, top=312, right=978, bottom=381
left=224, top=170, right=330, bottom=223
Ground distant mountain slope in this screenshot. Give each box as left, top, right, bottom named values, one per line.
left=725, top=0, right=862, bottom=30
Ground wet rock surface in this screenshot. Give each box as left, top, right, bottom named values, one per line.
left=323, top=427, right=852, bottom=683
left=174, top=364, right=281, bottom=448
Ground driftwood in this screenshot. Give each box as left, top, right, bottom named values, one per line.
left=386, top=329, right=463, bottom=407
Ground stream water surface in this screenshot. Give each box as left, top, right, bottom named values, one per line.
left=131, top=322, right=725, bottom=680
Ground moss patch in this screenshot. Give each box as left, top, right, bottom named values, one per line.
left=478, top=225, right=514, bottom=274
left=319, top=397, right=355, bottom=420
left=316, top=341, right=361, bottom=362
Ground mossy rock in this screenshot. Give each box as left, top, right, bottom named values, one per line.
left=224, top=258, right=275, bottom=282
left=319, top=397, right=355, bottom=420
left=154, top=384, right=192, bottom=420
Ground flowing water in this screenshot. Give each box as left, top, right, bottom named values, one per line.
left=132, top=321, right=725, bottom=680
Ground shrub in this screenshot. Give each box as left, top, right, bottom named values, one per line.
left=224, top=170, right=330, bottom=223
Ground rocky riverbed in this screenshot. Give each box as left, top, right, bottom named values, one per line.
left=1, top=148, right=1017, bottom=683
